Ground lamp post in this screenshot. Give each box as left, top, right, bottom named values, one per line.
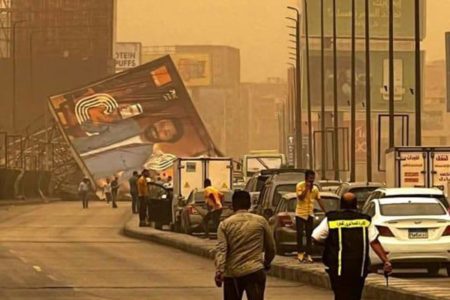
left=350, top=0, right=356, bottom=181
left=388, top=0, right=395, bottom=148
left=414, top=0, right=422, bottom=145
left=320, top=0, right=326, bottom=179
left=332, top=0, right=339, bottom=180
left=11, top=20, right=26, bottom=133
left=287, top=6, right=303, bottom=168
left=365, top=0, right=372, bottom=181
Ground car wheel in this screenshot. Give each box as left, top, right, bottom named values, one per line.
left=274, top=232, right=286, bottom=256
left=427, top=265, right=440, bottom=276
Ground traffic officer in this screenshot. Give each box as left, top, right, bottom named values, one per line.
left=312, top=192, right=392, bottom=300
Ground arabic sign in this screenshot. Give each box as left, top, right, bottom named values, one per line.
left=115, top=43, right=141, bottom=72
left=306, top=0, right=426, bottom=40
left=49, top=55, right=217, bottom=186
left=432, top=152, right=450, bottom=193
left=302, top=50, right=419, bottom=112
left=142, top=53, right=212, bottom=87
left=399, top=152, right=426, bottom=187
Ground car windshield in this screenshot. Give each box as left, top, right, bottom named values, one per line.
left=380, top=202, right=447, bottom=216
left=194, top=191, right=233, bottom=203
left=314, top=196, right=339, bottom=212
left=350, top=187, right=379, bottom=202
left=383, top=194, right=449, bottom=208
left=273, top=184, right=297, bottom=207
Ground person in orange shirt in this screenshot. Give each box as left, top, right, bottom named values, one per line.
left=202, top=179, right=224, bottom=239
left=137, top=169, right=150, bottom=227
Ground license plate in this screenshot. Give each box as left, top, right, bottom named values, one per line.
left=408, top=228, right=428, bottom=239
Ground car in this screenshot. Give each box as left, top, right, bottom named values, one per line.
left=364, top=187, right=450, bottom=213
left=362, top=197, right=450, bottom=276
left=268, top=192, right=340, bottom=255
left=147, top=182, right=173, bottom=230
left=178, top=189, right=234, bottom=234
left=254, top=171, right=307, bottom=218
left=335, top=182, right=385, bottom=209
left=318, top=180, right=342, bottom=193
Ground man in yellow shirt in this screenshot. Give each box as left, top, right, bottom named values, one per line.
left=202, top=178, right=224, bottom=239
left=296, top=170, right=326, bottom=263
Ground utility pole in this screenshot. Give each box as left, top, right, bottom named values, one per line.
left=287, top=6, right=303, bottom=168
left=304, top=0, right=313, bottom=170
left=365, top=0, right=372, bottom=181
left=388, top=0, right=395, bottom=148
left=332, top=0, right=339, bottom=180
left=414, top=0, right=422, bottom=145
left=320, top=0, right=326, bottom=179
left=350, top=0, right=356, bottom=182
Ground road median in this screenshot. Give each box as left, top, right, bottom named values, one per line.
left=123, top=215, right=450, bottom=300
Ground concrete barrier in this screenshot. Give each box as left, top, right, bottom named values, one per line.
left=123, top=215, right=450, bottom=300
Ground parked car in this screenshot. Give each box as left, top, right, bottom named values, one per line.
left=336, top=182, right=385, bottom=209
left=268, top=192, right=340, bottom=255
left=363, top=187, right=450, bottom=213
left=147, top=182, right=173, bottom=230
left=362, top=197, right=450, bottom=276
left=254, top=171, right=307, bottom=218
left=178, top=189, right=234, bottom=234
left=318, top=180, right=342, bottom=193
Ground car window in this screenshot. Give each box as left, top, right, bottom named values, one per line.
left=380, top=202, right=447, bottom=216
left=350, top=187, right=379, bottom=203
left=274, top=199, right=286, bottom=214
left=148, top=183, right=168, bottom=199
left=314, top=196, right=339, bottom=212
left=245, top=178, right=255, bottom=192
left=272, top=184, right=297, bottom=208
left=367, top=203, right=376, bottom=217
left=286, top=198, right=297, bottom=212
left=256, top=176, right=269, bottom=192
left=260, top=184, right=272, bottom=208
left=382, top=194, right=449, bottom=209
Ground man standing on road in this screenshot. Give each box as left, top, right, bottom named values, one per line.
left=111, top=176, right=119, bottom=208
left=104, top=178, right=113, bottom=205
left=312, top=192, right=392, bottom=300
left=78, top=177, right=90, bottom=209
left=129, top=171, right=139, bottom=214
left=137, top=169, right=150, bottom=227
left=202, top=179, right=224, bottom=239
left=215, top=190, right=276, bottom=300
left=296, top=170, right=326, bottom=263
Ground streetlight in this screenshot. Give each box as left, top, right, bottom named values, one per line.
left=303, top=0, right=313, bottom=170
left=365, top=0, right=373, bottom=181
left=332, top=0, right=340, bottom=181
left=287, top=6, right=303, bottom=168
left=414, top=0, right=422, bottom=145
left=388, top=0, right=395, bottom=148
left=350, top=0, right=356, bottom=182
left=12, top=19, right=26, bottom=133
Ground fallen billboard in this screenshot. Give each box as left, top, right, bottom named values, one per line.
left=49, top=56, right=217, bottom=186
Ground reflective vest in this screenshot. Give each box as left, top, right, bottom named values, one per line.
left=323, top=210, right=372, bottom=278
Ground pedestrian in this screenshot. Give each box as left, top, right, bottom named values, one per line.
left=129, top=171, right=139, bottom=214
left=215, top=190, right=275, bottom=300
left=78, top=177, right=90, bottom=209
left=104, top=178, right=113, bottom=205
left=295, top=169, right=327, bottom=263
left=111, top=176, right=119, bottom=208
left=202, top=179, right=224, bottom=239
left=312, top=192, right=392, bottom=300
left=137, top=169, right=150, bottom=227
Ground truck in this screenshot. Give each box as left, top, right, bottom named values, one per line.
left=170, top=157, right=233, bottom=231
left=385, top=146, right=450, bottom=196
left=241, top=151, right=286, bottom=183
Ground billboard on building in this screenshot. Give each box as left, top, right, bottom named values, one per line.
left=115, top=42, right=141, bottom=72
left=305, top=0, right=426, bottom=40
left=49, top=56, right=217, bottom=186
left=302, top=50, right=421, bottom=113
left=446, top=32, right=450, bottom=112
left=142, top=53, right=212, bottom=86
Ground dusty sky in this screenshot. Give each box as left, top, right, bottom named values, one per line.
left=117, top=0, right=450, bottom=83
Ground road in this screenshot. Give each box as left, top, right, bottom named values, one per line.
left=0, top=201, right=332, bottom=300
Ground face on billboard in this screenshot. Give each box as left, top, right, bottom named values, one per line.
left=49, top=56, right=217, bottom=184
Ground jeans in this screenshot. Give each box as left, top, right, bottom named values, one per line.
left=202, top=209, right=222, bottom=236
left=224, top=269, right=266, bottom=300
left=80, top=192, right=88, bottom=209
left=131, top=193, right=139, bottom=214
left=139, top=196, right=149, bottom=225
left=112, top=191, right=118, bottom=208
left=296, top=216, right=313, bottom=255
left=328, top=272, right=366, bottom=300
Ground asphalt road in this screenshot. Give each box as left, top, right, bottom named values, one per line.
left=0, top=201, right=332, bottom=300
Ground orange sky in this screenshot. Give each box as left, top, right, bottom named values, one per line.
left=117, top=0, right=450, bottom=82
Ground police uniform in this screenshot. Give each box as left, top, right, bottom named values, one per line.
left=312, top=209, right=379, bottom=300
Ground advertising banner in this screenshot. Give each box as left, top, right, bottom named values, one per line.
left=142, top=53, right=212, bottom=87
left=49, top=56, right=217, bottom=186
left=115, top=42, right=142, bottom=72
left=399, top=152, right=426, bottom=187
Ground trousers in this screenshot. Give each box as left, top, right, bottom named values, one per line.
left=80, top=192, right=88, bottom=209
left=296, top=216, right=313, bottom=255
left=131, top=193, right=139, bottom=213
left=202, top=209, right=222, bottom=236
left=328, top=272, right=366, bottom=300
left=139, top=196, right=149, bottom=225
left=224, top=269, right=266, bottom=300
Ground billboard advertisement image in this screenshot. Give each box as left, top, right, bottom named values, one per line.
left=49, top=56, right=217, bottom=186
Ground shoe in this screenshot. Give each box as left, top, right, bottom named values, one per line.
left=297, top=252, right=305, bottom=263
left=305, top=255, right=314, bottom=263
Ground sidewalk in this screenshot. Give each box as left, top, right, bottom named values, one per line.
left=0, top=197, right=60, bottom=207
left=123, top=215, right=450, bottom=300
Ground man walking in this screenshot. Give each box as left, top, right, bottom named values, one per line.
left=202, top=179, right=223, bottom=238
left=111, top=176, right=119, bottom=208
left=137, top=169, right=150, bottom=227
left=215, top=190, right=275, bottom=300
left=312, top=193, right=392, bottom=300
left=104, top=178, right=113, bottom=205
left=296, top=170, right=326, bottom=263
left=78, top=177, right=90, bottom=209
left=129, top=171, right=139, bottom=214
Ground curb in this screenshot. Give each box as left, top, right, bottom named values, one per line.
left=123, top=216, right=449, bottom=300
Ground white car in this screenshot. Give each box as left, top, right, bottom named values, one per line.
left=362, top=197, right=450, bottom=276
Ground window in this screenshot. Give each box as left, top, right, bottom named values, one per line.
left=367, top=203, right=376, bottom=217
left=380, top=203, right=446, bottom=216
left=272, top=184, right=297, bottom=208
